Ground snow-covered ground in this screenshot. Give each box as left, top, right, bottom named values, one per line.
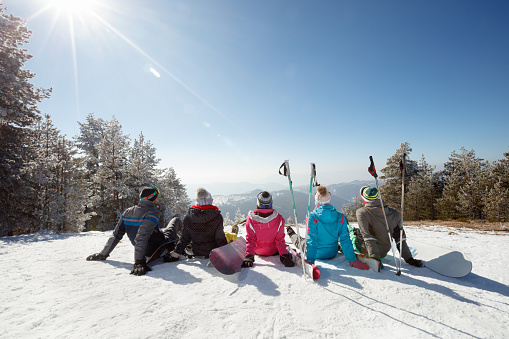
left=1, top=225, right=508, bottom=338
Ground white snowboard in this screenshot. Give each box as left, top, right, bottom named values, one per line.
left=406, top=239, right=472, bottom=278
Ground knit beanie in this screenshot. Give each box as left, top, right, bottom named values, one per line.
left=315, top=185, right=331, bottom=206
left=196, top=187, right=213, bottom=206
left=140, top=186, right=159, bottom=201
left=257, top=191, right=273, bottom=209
left=360, top=186, right=379, bottom=203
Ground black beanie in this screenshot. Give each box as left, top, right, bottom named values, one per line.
left=140, top=186, right=159, bottom=201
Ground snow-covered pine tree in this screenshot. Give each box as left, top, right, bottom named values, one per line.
left=75, top=115, right=130, bottom=230
left=94, top=117, right=130, bottom=229
left=0, top=7, right=51, bottom=235
left=224, top=212, right=233, bottom=226
left=341, top=196, right=363, bottom=222
left=437, top=147, right=491, bottom=219
left=155, top=167, right=190, bottom=226
left=234, top=207, right=245, bottom=222
left=406, top=154, right=439, bottom=221
left=25, top=115, right=87, bottom=234
left=380, top=142, right=418, bottom=209
left=484, top=149, right=509, bottom=221
left=125, top=132, right=160, bottom=205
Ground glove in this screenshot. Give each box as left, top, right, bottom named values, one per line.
left=130, top=259, right=152, bottom=276
left=241, top=254, right=254, bottom=268
left=350, top=260, right=370, bottom=270
left=406, top=257, right=423, bottom=267
left=86, top=253, right=108, bottom=261
left=163, top=251, right=180, bottom=262
left=280, top=253, right=295, bottom=267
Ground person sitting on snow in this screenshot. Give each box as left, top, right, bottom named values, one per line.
left=164, top=188, right=228, bottom=262
left=86, top=186, right=182, bottom=276
left=353, top=186, right=422, bottom=267
left=241, top=191, right=295, bottom=268
left=287, top=185, right=369, bottom=270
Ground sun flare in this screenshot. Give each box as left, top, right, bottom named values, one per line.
left=49, top=0, right=99, bottom=13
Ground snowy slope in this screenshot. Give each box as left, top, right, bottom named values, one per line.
left=1, top=225, right=508, bottom=338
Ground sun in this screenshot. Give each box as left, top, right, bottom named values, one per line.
left=48, top=0, right=99, bottom=13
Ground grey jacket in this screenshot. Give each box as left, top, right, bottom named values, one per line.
left=355, top=199, right=412, bottom=260
left=99, top=199, right=162, bottom=261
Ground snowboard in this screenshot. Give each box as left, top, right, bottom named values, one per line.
left=209, top=237, right=247, bottom=275
left=287, top=246, right=321, bottom=280
left=406, top=239, right=472, bottom=278
left=147, top=241, right=176, bottom=264
left=355, top=252, right=381, bottom=272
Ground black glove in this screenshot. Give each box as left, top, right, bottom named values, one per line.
left=241, top=254, right=254, bottom=268
left=406, top=257, right=423, bottom=267
left=130, top=259, right=152, bottom=276
left=86, top=253, right=108, bottom=261
left=280, top=253, right=295, bottom=267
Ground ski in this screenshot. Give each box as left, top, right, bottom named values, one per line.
left=279, top=160, right=309, bottom=278
left=287, top=246, right=321, bottom=280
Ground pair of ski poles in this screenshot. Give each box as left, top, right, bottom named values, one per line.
left=279, top=160, right=318, bottom=279
left=368, top=155, right=407, bottom=276
left=279, top=156, right=406, bottom=277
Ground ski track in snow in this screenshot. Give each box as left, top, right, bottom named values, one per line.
left=1, top=225, right=508, bottom=339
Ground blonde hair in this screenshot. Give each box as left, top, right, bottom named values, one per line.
left=316, top=185, right=328, bottom=196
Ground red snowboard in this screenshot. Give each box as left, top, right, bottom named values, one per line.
left=209, top=237, right=247, bottom=275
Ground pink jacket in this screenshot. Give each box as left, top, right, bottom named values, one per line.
left=245, top=209, right=288, bottom=256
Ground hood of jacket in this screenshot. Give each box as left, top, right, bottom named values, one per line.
left=187, top=206, right=221, bottom=224
left=247, top=209, right=279, bottom=224
left=311, top=204, right=342, bottom=224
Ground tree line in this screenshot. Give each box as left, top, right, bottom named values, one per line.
left=342, top=142, right=509, bottom=223
left=0, top=8, right=189, bottom=236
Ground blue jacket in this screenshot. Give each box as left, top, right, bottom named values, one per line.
left=306, top=205, right=356, bottom=264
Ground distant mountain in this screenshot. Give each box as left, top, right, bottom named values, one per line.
left=185, top=182, right=287, bottom=198
left=209, top=180, right=372, bottom=222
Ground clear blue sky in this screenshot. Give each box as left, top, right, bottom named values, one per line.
left=5, top=0, right=509, bottom=187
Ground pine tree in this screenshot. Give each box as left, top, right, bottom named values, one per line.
left=0, top=7, right=51, bottom=235
left=380, top=142, right=417, bottom=209
left=341, top=197, right=363, bottom=222
left=224, top=212, right=233, bottom=226
left=437, top=147, right=492, bottom=219
left=125, top=132, right=160, bottom=206
left=75, top=115, right=130, bottom=230
left=94, top=117, right=130, bottom=229
left=235, top=207, right=245, bottom=222
left=155, top=167, right=190, bottom=226
left=406, top=155, right=438, bottom=220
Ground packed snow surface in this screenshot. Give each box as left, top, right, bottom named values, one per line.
left=1, top=225, right=508, bottom=338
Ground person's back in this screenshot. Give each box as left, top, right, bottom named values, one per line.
left=171, top=188, right=227, bottom=258
left=179, top=204, right=225, bottom=256
left=242, top=191, right=294, bottom=268
left=308, top=204, right=352, bottom=261
left=355, top=186, right=422, bottom=267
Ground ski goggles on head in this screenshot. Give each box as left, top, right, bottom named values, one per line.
left=259, top=202, right=273, bottom=209
left=144, top=186, right=160, bottom=200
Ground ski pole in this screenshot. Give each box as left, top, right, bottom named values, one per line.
left=307, top=163, right=319, bottom=218
left=305, top=163, right=319, bottom=263
left=279, top=160, right=307, bottom=278
left=399, top=153, right=407, bottom=273
left=368, top=156, right=402, bottom=276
